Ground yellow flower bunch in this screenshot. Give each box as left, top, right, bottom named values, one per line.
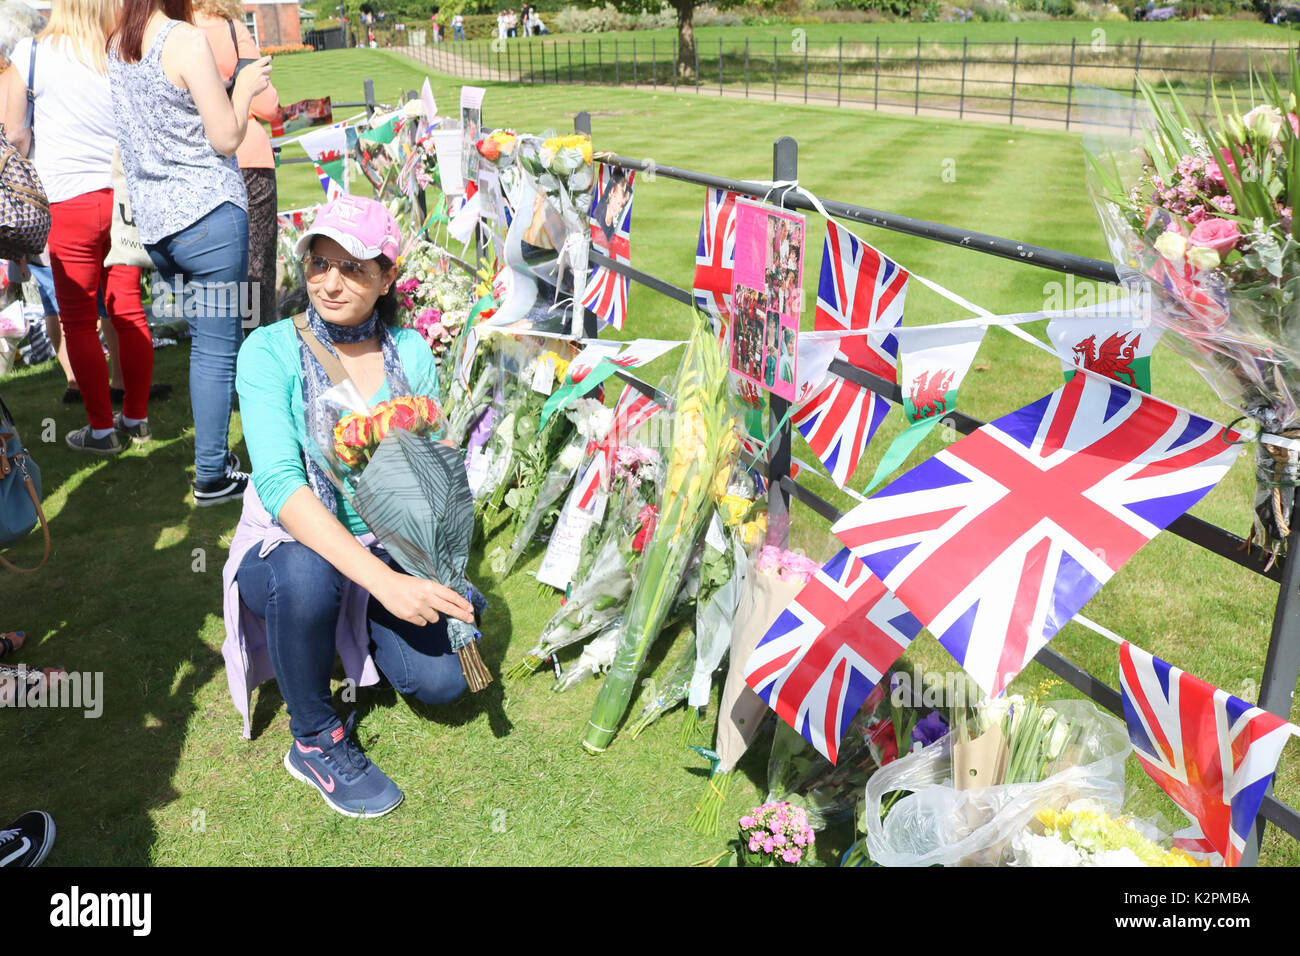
left=1035, top=808, right=1209, bottom=867
left=543, top=133, right=593, bottom=165
left=540, top=350, right=571, bottom=384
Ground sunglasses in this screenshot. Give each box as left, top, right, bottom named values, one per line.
left=302, top=253, right=381, bottom=285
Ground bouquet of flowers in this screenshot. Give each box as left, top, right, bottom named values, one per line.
left=395, top=239, right=475, bottom=362
left=1086, top=67, right=1300, bottom=560
left=313, top=386, right=492, bottom=691
left=1012, top=801, right=1209, bottom=867
left=475, top=129, right=519, bottom=168
left=470, top=336, right=548, bottom=507
left=736, top=803, right=815, bottom=867
left=503, top=448, right=661, bottom=682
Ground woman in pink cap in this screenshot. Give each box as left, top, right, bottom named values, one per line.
left=220, top=195, right=475, bottom=819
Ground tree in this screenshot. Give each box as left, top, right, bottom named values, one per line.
left=602, top=0, right=759, bottom=83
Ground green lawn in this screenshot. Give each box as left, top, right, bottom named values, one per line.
left=4, top=48, right=1298, bottom=866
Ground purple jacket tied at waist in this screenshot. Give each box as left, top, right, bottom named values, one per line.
left=221, top=482, right=383, bottom=739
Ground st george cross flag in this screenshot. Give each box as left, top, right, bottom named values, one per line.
left=1046, top=298, right=1162, bottom=394
left=582, top=165, right=635, bottom=330
left=745, top=547, right=920, bottom=763
left=693, top=187, right=740, bottom=325
left=1119, top=641, right=1298, bottom=866
left=792, top=220, right=908, bottom=488
left=832, top=371, right=1241, bottom=698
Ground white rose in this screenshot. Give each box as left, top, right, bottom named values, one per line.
left=1154, top=230, right=1187, bottom=263
left=1242, top=104, right=1283, bottom=140
left=558, top=444, right=584, bottom=472
left=1186, top=244, right=1221, bottom=272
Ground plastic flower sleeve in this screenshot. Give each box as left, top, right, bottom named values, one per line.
left=861, top=700, right=1130, bottom=867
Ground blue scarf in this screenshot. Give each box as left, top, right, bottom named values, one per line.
left=299, top=305, right=411, bottom=513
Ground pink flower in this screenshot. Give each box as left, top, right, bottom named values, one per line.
left=401, top=296, right=415, bottom=310
left=1206, top=148, right=1236, bottom=187
left=1188, top=218, right=1240, bottom=256
left=1290, top=113, right=1299, bottom=137
left=1186, top=204, right=1208, bottom=225
left=1209, top=194, right=1236, bottom=215
left=748, top=835, right=762, bottom=852
left=762, top=838, right=774, bottom=853
left=396, top=277, right=420, bottom=295
left=739, top=815, right=755, bottom=828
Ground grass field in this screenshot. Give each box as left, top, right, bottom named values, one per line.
left=4, top=48, right=1298, bottom=866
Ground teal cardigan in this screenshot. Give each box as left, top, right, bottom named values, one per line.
left=235, top=320, right=439, bottom=535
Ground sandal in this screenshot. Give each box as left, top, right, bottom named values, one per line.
left=0, top=632, right=25, bottom=658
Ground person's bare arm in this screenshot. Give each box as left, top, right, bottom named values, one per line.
left=1, top=63, right=30, bottom=157
left=275, top=485, right=474, bottom=626
left=165, top=23, right=270, bottom=156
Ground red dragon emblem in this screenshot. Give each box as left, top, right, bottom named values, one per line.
left=908, top=368, right=955, bottom=420
left=1072, top=332, right=1140, bottom=388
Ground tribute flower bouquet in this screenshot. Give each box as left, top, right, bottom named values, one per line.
left=1013, top=801, right=1209, bottom=867
left=582, top=315, right=740, bottom=754
left=1087, top=67, right=1300, bottom=559
left=736, top=803, right=816, bottom=867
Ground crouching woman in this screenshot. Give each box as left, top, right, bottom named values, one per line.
left=221, top=195, right=474, bottom=819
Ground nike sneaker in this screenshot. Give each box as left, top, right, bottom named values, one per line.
left=283, top=713, right=403, bottom=819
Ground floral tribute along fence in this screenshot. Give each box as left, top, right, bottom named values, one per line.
left=268, top=76, right=1300, bottom=866
left=396, top=36, right=1295, bottom=131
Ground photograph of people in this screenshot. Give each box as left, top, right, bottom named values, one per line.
left=778, top=326, right=796, bottom=386
left=593, top=167, right=631, bottom=242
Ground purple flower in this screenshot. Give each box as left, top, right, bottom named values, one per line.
left=911, top=710, right=949, bottom=747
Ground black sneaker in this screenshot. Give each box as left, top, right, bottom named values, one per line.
left=193, top=462, right=249, bottom=507
left=65, top=424, right=126, bottom=456
left=0, top=810, right=56, bottom=867
left=114, top=412, right=152, bottom=444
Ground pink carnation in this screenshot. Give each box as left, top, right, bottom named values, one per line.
left=1188, top=218, right=1240, bottom=256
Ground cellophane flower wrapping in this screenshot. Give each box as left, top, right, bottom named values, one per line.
left=472, top=334, right=545, bottom=507
left=1084, top=75, right=1300, bottom=557
left=309, top=384, right=489, bottom=686
left=581, top=316, right=741, bottom=753
left=860, top=699, right=1130, bottom=866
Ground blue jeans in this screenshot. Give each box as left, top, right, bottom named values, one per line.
left=236, top=541, right=467, bottom=740
left=453, top=24, right=465, bottom=39
left=147, top=202, right=249, bottom=483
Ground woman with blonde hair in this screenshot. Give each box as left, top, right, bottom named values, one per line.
left=194, top=0, right=280, bottom=331
left=2, top=0, right=156, bottom=454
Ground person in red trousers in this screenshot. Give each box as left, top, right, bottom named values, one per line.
left=2, top=0, right=154, bottom=455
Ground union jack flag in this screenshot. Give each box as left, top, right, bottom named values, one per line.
left=693, top=188, right=739, bottom=324
left=276, top=210, right=308, bottom=230
left=1119, top=641, right=1297, bottom=866
left=745, top=548, right=920, bottom=763
left=582, top=165, right=634, bottom=330
left=792, top=221, right=908, bottom=488
left=575, top=384, right=663, bottom=510
left=832, top=371, right=1241, bottom=698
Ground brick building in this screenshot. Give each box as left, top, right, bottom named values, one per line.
left=24, top=1, right=302, bottom=48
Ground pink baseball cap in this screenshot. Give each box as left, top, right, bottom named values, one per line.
left=296, top=195, right=402, bottom=263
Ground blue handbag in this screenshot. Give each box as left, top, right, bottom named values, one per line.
left=0, top=393, right=48, bottom=572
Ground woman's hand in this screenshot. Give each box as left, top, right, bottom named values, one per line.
left=233, top=56, right=273, bottom=102
left=370, top=566, right=475, bottom=627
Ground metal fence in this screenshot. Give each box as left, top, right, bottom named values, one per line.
left=399, top=36, right=1299, bottom=130
left=561, top=108, right=1300, bottom=865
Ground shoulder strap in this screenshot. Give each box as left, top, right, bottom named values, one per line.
left=228, top=18, right=239, bottom=54
left=25, top=40, right=35, bottom=154
left=291, top=312, right=350, bottom=387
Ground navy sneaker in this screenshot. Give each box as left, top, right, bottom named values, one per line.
left=283, top=714, right=404, bottom=819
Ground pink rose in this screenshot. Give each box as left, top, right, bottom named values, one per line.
left=1188, top=218, right=1240, bottom=256
left=1206, top=148, right=1236, bottom=188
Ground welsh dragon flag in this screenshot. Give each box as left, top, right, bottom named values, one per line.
left=1046, top=297, right=1161, bottom=394
left=860, top=324, right=986, bottom=494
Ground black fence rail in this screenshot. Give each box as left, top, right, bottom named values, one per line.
left=397, top=36, right=1298, bottom=131
left=561, top=108, right=1300, bottom=865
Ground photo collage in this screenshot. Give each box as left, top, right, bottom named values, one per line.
left=728, top=200, right=804, bottom=401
